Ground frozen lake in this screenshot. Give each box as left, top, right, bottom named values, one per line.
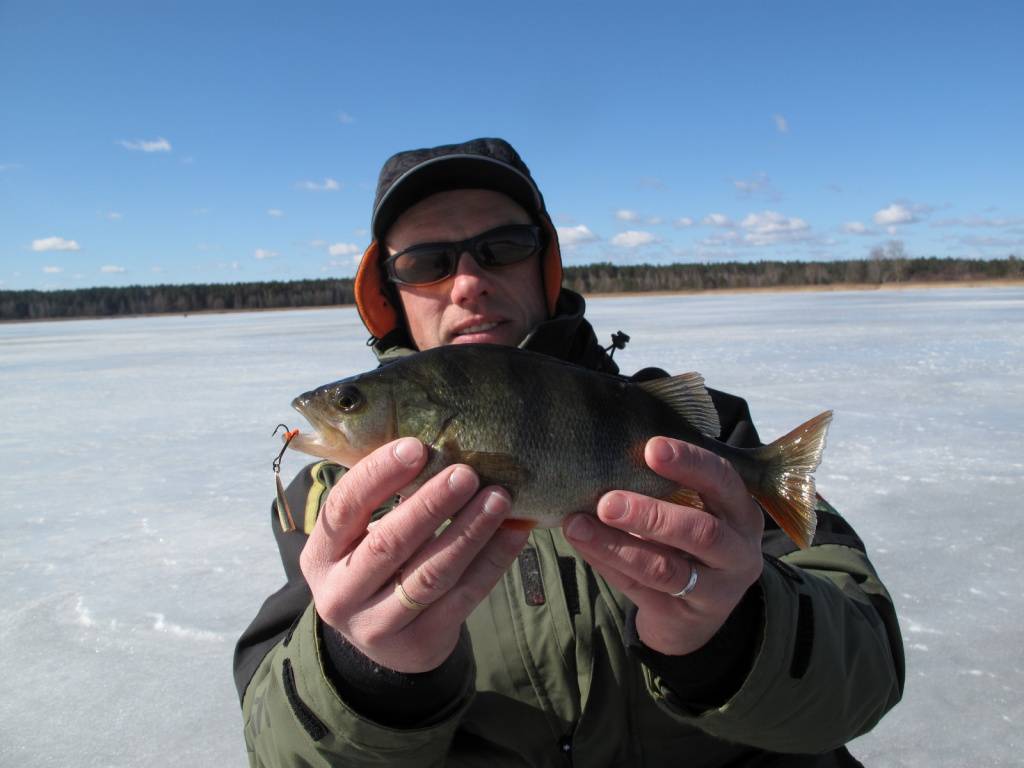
left=1, top=287, right=1021, bottom=766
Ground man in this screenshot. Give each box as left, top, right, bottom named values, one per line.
left=235, top=138, right=904, bottom=766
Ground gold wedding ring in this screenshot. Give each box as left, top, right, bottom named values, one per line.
left=393, top=574, right=431, bottom=611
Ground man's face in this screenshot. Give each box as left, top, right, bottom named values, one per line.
left=385, top=189, right=549, bottom=350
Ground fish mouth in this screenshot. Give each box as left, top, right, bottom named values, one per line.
left=285, top=393, right=368, bottom=468
left=285, top=395, right=338, bottom=460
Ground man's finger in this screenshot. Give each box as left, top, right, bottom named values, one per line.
left=306, top=438, right=427, bottom=567
left=343, top=463, right=482, bottom=591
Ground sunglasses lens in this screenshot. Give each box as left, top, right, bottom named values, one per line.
left=391, top=247, right=456, bottom=284
left=387, top=225, right=542, bottom=285
left=477, top=227, right=541, bottom=267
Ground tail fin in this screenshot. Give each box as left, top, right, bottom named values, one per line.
left=750, top=411, right=833, bottom=549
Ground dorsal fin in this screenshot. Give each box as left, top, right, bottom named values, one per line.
left=637, top=373, right=721, bottom=438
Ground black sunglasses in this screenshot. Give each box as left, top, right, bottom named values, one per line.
left=383, top=224, right=544, bottom=286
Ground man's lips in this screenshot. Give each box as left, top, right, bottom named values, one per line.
left=453, top=321, right=501, bottom=337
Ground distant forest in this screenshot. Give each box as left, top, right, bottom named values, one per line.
left=2, top=255, right=1020, bottom=322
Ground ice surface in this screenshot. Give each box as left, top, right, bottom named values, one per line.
left=1, top=287, right=1021, bottom=766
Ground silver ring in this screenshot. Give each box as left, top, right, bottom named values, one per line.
left=670, top=559, right=698, bottom=599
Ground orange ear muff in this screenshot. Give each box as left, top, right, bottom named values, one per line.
left=539, top=215, right=563, bottom=317
left=354, top=240, right=400, bottom=340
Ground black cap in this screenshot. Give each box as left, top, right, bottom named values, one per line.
left=371, top=138, right=547, bottom=240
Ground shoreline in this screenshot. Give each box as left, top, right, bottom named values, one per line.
left=3, top=278, right=1022, bottom=325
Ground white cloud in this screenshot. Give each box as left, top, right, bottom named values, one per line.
left=673, top=217, right=694, bottom=229
left=107, top=212, right=123, bottom=220
left=609, top=230, right=660, bottom=248
left=615, top=209, right=664, bottom=226
left=638, top=177, right=666, bottom=189
left=254, top=249, right=281, bottom=260
left=734, top=171, right=782, bottom=202
left=957, top=233, right=1024, bottom=249
left=32, top=236, right=82, bottom=251
left=338, top=111, right=356, bottom=124
left=101, top=266, right=126, bottom=273
left=932, top=216, right=1024, bottom=228
left=739, top=211, right=812, bottom=246
left=118, top=137, right=172, bottom=152
left=296, top=178, right=340, bottom=191
left=774, top=114, right=789, bottom=134
left=268, top=209, right=284, bottom=217
left=842, top=221, right=873, bottom=235
left=873, top=204, right=918, bottom=226
left=556, top=224, right=600, bottom=248
left=698, top=231, right=741, bottom=247
left=42, top=266, right=63, bottom=274
left=327, top=253, right=364, bottom=275
left=329, top=242, right=361, bottom=257
left=702, top=213, right=734, bottom=228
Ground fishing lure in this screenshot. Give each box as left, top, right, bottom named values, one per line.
left=272, top=424, right=300, bottom=532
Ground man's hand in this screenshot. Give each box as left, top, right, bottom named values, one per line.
left=563, top=436, right=764, bottom=656
left=300, top=437, right=530, bottom=673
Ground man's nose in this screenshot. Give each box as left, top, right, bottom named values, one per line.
left=450, top=249, right=493, bottom=300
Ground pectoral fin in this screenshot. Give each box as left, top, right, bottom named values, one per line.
left=664, top=486, right=704, bottom=510
left=461, top=450, right=529, bottom=492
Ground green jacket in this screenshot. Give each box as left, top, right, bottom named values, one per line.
left=235, top=290, right=904, bottom=766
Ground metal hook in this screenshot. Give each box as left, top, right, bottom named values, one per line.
left=272, top=423, right=298, bottom=474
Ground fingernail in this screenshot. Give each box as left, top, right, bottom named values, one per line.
left=482, top=490, right=509, bottom=518
left=649, top=437, right=674, bottom=463
left=564, top=514, right=593, bottom=543
left=394, top=438, right=423, bottom=465
left=449, top=466, right=478, bottom=495
left=601, top=493, right=628, bottom=521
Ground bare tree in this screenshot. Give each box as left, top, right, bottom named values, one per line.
left=885, top=240, right=908, bottom=282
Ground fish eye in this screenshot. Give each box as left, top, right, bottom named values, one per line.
left=335, top=385, right=361, bottom=412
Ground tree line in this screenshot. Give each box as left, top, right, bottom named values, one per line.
left=0, top=278, right=356, bottom=321
left=562, top=253, right=1021, bottom=295
left=2, top=255, right=1019, bottom=322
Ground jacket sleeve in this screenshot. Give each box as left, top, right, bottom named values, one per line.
left=241, top=602, right=476, bottom=767
left=644, top=495, right=906, bottom=754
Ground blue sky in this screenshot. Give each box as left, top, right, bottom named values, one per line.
left=1, top=0, right=1021, bottom=291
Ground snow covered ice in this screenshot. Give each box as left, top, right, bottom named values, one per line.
left=1, top=287, right=1021, bottom=766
